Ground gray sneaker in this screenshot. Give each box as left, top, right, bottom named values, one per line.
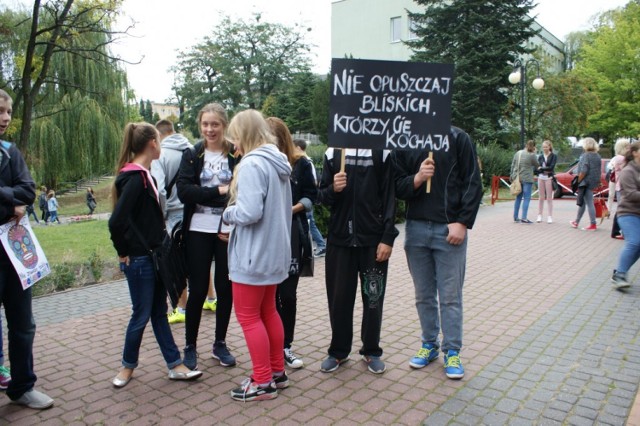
left=320, top=355, right=349, bottom=372
left=12, top=389, right=54, bottom=410
left=612, top=271, right=630, bottom=290
left=362, top=355, right=386, bottom=374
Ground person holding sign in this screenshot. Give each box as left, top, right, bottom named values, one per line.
left=0, top=89, right=54, bottom=409
left=394, top=126, right=482, bottom=380
left=317, top=148, right=398, bottom=375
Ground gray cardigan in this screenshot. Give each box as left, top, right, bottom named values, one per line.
left=577, top=152, right=602, bottom=190
left=510, top=150, right=539, bottom=184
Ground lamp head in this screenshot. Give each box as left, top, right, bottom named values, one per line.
left=532, top=78, right=545, bottom=90
left=508, top=71, right=521, bottom=85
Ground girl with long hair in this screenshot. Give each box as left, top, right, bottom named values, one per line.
left=536, top=140, right=557, bottom=223
left=176, top=103, right=238, bottom=369
left=222, top=110, right=292, bottom=401
left=108, top=122, right=202, bottom=388
left=266, top=117, right=317, bottom=370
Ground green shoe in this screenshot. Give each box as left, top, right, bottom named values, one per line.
left=203, top=298, right=217, bottom=312
left=167, top=308, right=186, bottom=324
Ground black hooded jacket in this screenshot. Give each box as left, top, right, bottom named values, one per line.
left=0, top=141, right=35, bottom=226
left=109, top=170, right=165, bottom=257
left=176, top=141, right=239, bottom=238
left=317, top=148, right=398, bottom=248
left=394, top=126, right=483, bottom=229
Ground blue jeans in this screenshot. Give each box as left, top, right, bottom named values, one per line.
left=307, top=211, right=325, bottom=250
left=0, top=248, right=37, bottom=400
left=616, top=215, right=640, bottom=274
left=576, top=187, right=596, bottom=225
left=122, top=256, right=182, bottom=369
left=404, top=220, right=466, bottom=352
left=513, top=182, right=533, bottom=220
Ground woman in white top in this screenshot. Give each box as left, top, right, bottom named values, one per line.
left=176, top=103, right=239, bottom=370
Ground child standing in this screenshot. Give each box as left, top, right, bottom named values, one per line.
left=0, top=88, right=54, bottom=409
left=222, top=110, right=292, bottom=401
left=108, top=122, right=202, bottom=388
left=46, top=191, right=60, bottom=224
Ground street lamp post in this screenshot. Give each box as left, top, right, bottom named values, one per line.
left=509, top=58, right=545, bottom=149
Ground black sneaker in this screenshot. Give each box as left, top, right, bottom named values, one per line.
left=314, top=248, right=326, bottom=257
left=273, top=372, right=289, bottom=389
left=183, top=345, right=198, bottom=370
left=284, top=347, right=304, bottom=369
left=230, top=378, right=278, bottom=402
left=213, top=341, right=237, bottom=367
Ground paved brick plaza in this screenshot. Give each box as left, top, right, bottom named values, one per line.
left=0, top=199, right=638, bottom=425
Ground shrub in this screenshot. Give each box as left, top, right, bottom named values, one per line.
left=88, top=250, right=103, bottom=282
left=476, top=143, right=515, bottom=186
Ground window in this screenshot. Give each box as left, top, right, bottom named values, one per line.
left=408, top=17, right=419, bottom=40
left=390, top=16, right=402, bottom=42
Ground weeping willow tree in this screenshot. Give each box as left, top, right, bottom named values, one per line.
left=0, top=0, right=136, bottom=187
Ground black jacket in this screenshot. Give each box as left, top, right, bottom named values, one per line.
left=176, top=141, right=238, bottom=237
left=394, top=127, right=483, bottom=229
left=318, top=148, right=398, bottom=247
left=0, top=141, right=36, bottom=226
left=537, top=152, right=557, bottom=177
left=109, top=170, right=165, bottom=257
left=291, top=156, right=318, bottom=233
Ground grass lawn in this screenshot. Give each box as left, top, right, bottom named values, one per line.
left=55, top=177, right=115, bottom=217
left=32, top=220, right=116, bottom=265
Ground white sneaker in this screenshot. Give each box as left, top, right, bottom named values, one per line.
left=12, top=389, right=54, bottom=410
left=536, top=215, right=542, bottom=223
left=284, top=348, right=304, bottom=369
left=547, top=216, right=553, bottom=224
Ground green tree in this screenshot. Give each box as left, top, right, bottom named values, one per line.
left=574, top=2, right=640, bottom=140
left=0, top=1, right=134, bottom=187
left=407, top=0, right=537, bottom=144
left=310, top=76, right=330, bottom=144
left=144, top=99, right=153, bottom=123
left=262, top=71, right=318, bottom=132
left=172, top=13, right=312, bottom=135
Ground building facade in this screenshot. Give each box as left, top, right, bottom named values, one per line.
left=331, top=0, right=565, bottom=73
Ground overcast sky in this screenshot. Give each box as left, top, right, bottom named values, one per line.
left=4, top=0, right=631, bottom=102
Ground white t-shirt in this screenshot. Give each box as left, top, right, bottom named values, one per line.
left=189, top=150, right=232, bottom=233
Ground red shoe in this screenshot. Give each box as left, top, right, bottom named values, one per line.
left=583, top=224, right=597, bottom=231
left=569, top=220, right=578, bottom=228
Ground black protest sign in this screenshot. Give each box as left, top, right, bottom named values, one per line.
left=329, top=58, right=454, bottom=151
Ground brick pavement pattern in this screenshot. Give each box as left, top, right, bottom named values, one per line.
left=0, top=200, right=637, bottom=424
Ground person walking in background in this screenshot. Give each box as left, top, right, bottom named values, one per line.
left=268, top=119, right=317, bottom=370
left=611, top=142, right=640, bottom=289
left=317, top=145, right=398, bottom=375
left=46, top=191, right=60, bottom=224
left=293, top=139, right=326, bottom=257
left=177, top=103, right=237, bottom=370
left=536, top=140, right=557, bottom=224
left=570, top=138, right=602, bottom=231
left=394, top=126, right=483, bottom=380
left=108, top=122, right=202, bottom=388
left=26, top=203, right=39, bottom=224
left=608, top=138, right=630, bottom=239
left=511, top=140, right=539, bottom=224
left=222, top=110, right=292, bottom=401
left=86, top=187, right=97, bottom=216
left=38, top=186, right=48, bottom=223
left=0, top=88, right=54, bottom=409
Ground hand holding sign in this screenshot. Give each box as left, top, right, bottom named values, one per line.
left=414, top=153, right=435, bottom=190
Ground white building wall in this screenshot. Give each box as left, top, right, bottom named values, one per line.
left=331, top=0, right=565, bottom=72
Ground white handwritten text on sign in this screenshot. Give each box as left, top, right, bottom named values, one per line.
left=329, top=58, right=454, bottom=151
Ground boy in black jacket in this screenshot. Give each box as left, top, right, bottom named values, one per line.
left=318, top=148, right=398, bottom=374
left=0, top=89, right=54, bottom=409
left=394, top=126, right=482, bottom=380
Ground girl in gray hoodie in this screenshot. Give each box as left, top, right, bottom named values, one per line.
left=222, top=110, right=292, bottom=402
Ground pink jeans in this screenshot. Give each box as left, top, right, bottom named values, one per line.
left=538, top=178, right=554, bottom=216
left=232, top=282, right=285, bottom=384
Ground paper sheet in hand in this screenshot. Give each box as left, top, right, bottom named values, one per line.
left=0, top=217, right=51, bottom=290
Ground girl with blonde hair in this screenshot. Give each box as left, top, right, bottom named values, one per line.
left=222, top=110, right=292, bottom=401
left=536, top=140, right=557, bottom=223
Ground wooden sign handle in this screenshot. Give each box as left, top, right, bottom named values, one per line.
left=426, top=152, right=433, bottom=193
left=340, top=149, right=346, bottom=173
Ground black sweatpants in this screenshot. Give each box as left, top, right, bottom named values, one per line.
left=185, top=231, right=232, bottom=347
left=276, top=273, right=300, bottom=349
left=325, top=244, right=388, bottom=359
